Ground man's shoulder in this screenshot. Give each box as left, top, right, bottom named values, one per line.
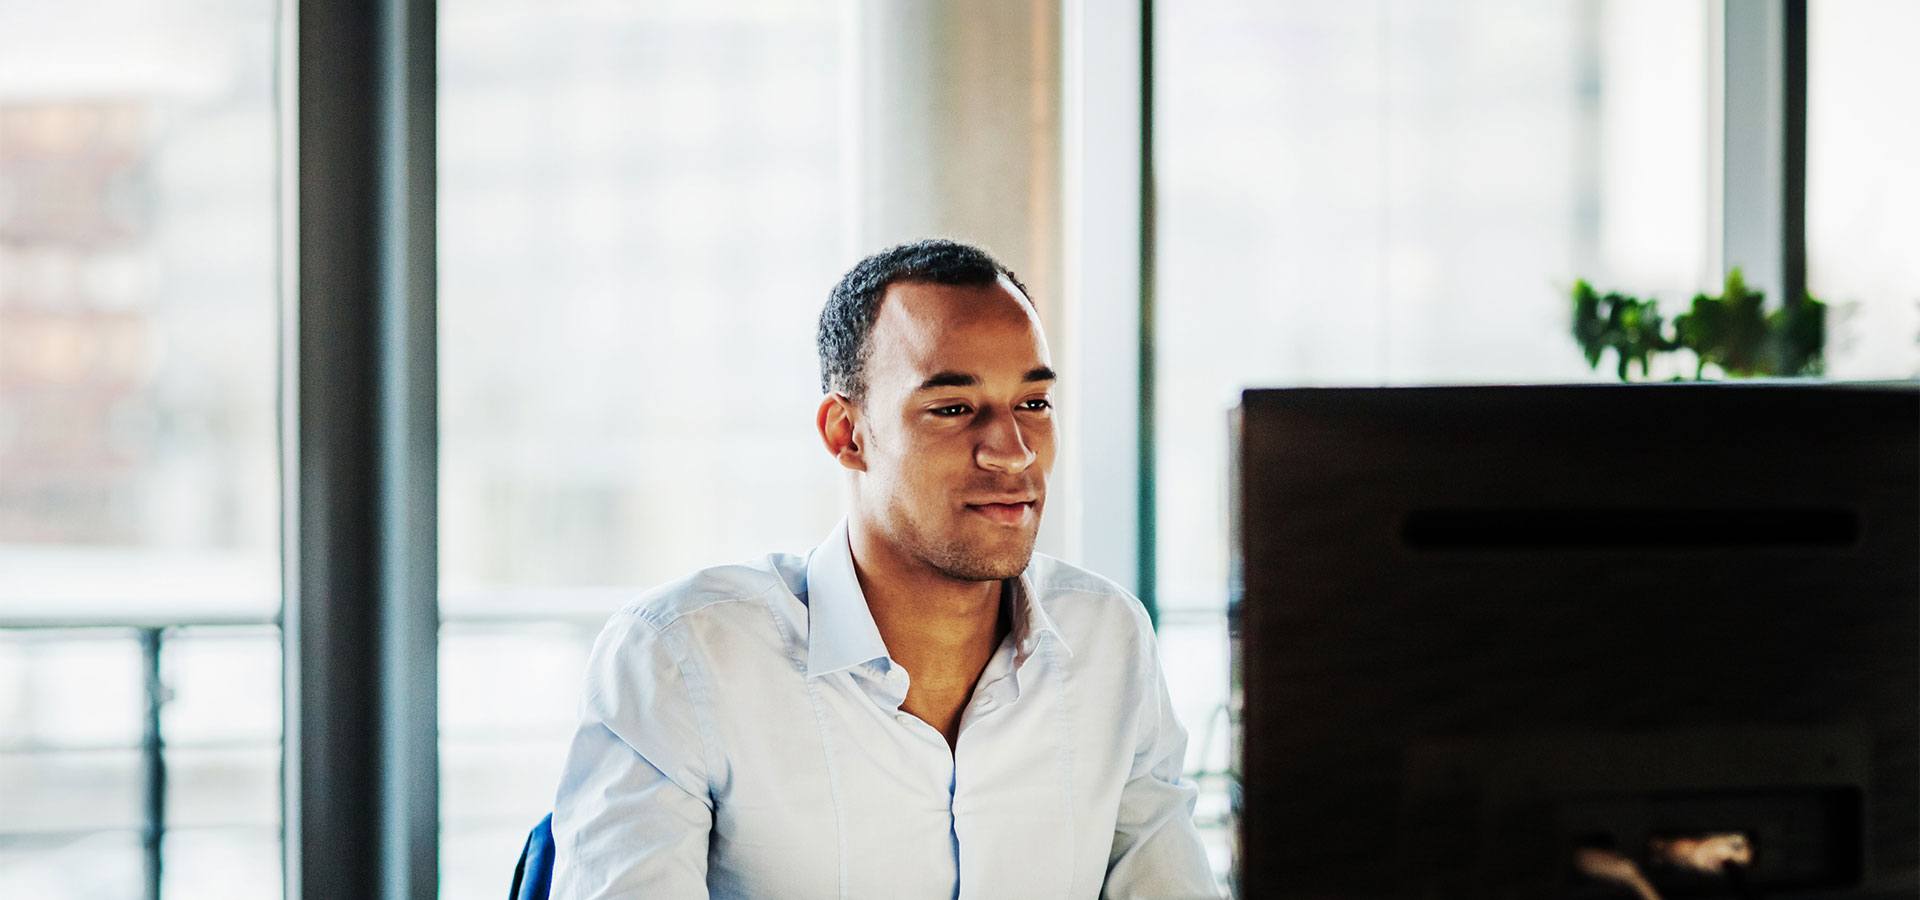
left=616, top=552, right=806, bottom=632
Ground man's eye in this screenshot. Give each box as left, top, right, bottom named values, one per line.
left=1020, top=398, right=1053, bottom=412
left=931, top=404, right=971, bottom=417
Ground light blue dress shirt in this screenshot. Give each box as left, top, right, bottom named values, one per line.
left=551, top=519, right=1220, bottom=899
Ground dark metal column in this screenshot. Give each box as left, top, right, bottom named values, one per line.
left=1781, top=0, right=1808, bottom=307
left=1137, top=0, right=1158, bottom=626
left=285, top=0, right=437, bottom=898
left=1722, top=0, right=1809, bottom=304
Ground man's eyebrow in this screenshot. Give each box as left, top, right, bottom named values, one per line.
left=915, top=371, right=977, bottom=391
left=914, top=367, right=1058, bottom=392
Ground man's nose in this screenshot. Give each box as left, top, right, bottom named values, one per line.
left=975, top=407, right=1036, bottom=473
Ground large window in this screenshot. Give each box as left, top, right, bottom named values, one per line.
left=1153, top=0, right=1714, bottom=877
left=1809, top=0, right=1920, bottom=379
left=1156, top=0, right=1713, bottom=603
left=0, top=1, right=283, bottom=898
left=436, top=3, right=847, bottom=895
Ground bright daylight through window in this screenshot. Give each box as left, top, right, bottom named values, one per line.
left=0, top=2, right=283, bottom=898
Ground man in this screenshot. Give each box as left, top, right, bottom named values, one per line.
left=551, top=240, right=1219, bottom=898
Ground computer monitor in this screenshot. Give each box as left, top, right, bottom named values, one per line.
left=1228, top=383, right=1919, bottom=899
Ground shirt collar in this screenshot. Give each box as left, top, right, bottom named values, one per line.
left=803, top=519, right=892, bottom=679
left=802, top=519, right=1073, bottom=680
left=1009, top=567, right=1073, bottom=664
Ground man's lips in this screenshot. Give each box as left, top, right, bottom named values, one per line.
left=966, top=500, right=1035, bottom=526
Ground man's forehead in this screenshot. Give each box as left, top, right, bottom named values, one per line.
left=868, top=279, right=1051, bottom=390
left=878, top=275, right=1034, bottom=323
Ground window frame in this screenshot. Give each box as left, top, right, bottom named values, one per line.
left=281, top=1, right=438, bottom=899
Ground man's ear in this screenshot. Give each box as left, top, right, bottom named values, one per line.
left=816, top=392, right=867, bottom=471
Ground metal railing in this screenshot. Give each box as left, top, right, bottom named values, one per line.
left=136, top=626, right=165, bottom=900
left=0, top=602, right=613, bottom=900
left=0, top=618, right=275, bottom=900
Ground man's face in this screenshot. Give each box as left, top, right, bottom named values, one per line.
left=848, top=275, right=1056, bottom=582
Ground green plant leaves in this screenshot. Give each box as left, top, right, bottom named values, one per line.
left=1569, top=268, right=1826, bottom=381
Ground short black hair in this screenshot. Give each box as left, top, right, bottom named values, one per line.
left=817, top=239, right=1031, bottom=402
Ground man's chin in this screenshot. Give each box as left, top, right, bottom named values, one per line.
left=932, top=531, right=1038, bottom=582
left=948, top=548, right=1029, bottom=583
left=933, top=556, right=1032, bottom=583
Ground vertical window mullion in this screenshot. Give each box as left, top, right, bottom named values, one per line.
left=284, top=1, right=437, bottom=898
left=1719, top=0, right=1807, bottom=303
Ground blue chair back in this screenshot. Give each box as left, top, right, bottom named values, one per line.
left=509, top=813, right=555, bottom=900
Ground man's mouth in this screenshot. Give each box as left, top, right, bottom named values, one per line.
left=965, top=501, right=1035, bottom=526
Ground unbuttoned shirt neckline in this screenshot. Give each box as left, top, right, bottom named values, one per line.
left=800, top=519, right=1074, bottom=721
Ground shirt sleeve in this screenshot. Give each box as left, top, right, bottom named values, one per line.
left=1103, top=612, right=1223, bottom=900
left=552, top=610, right=717, bottom=899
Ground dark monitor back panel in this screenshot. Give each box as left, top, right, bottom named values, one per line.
left=1229, top=384, right=1919, bottom=899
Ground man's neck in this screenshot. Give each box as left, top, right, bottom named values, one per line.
left=846, top=519, right=1010, bottom=695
